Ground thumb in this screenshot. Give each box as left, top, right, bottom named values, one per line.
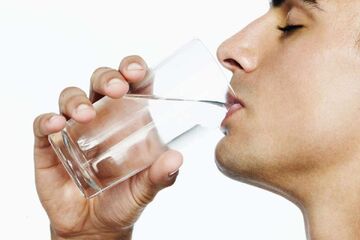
left=148, top=150, right=183, bottom=188
left=130, top=150, right=183, bottom=207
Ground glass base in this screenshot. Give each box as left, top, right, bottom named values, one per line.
left=48, top=129, right=102, bottom=199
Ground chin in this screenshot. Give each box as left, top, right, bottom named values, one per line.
left=215, top=128, right=325, bottom=205
left=215, top=136, right=249, bottom=181
left=215, top=134, right=275, bottom=185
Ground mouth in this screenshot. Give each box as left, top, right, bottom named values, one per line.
left=221, top=91, right=245, bottom=129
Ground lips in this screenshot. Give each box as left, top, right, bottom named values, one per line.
left=225, top=91, right=244, bottom=109
left=225, top=103, right=243, bottom=118
left=221, top=92, right=244, bottom=128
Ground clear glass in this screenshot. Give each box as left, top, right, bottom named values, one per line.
left=49, top=39, right=234, bottom=198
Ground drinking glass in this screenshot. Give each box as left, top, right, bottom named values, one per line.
left=49, top=39, right=234, bottom=198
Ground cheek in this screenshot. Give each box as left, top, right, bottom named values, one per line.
left=242, top=58, right=318, bottom=154
left=303, top=66, right=360, bottom=160
left=234, top=45, right=360, bottom=165
left=260, top=46, right=360, bottom=162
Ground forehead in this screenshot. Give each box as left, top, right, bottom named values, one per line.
left=271, top=0, right=360, bottom=16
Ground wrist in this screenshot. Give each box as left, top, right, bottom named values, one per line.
left=50, top=225, right=133, bottom=240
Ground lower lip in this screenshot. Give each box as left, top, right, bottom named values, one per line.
left=221, top=103, right=243, bottom=127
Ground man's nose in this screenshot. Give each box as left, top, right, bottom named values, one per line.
left=217, top=17, right=266, bottom=74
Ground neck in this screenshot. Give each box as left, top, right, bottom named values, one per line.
left=244, top=150, right=360, bottom=239
left=304, top=195, right=360, bottom=239
left=299, top=160, right=360, bottom=240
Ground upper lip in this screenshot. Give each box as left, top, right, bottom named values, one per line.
left=225, top=91, right=245, bottom=110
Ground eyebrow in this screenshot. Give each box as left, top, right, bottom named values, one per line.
left=271, top=0, right=319, bottom=8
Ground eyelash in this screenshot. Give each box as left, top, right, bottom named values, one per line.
left=277, top=25, right=304, bottom=35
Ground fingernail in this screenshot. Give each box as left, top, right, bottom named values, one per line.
left=48, top=115, right=61, bottom=125
left=127, top=62, right=144, bottom=71
left=75, top=104, right=92, bottom=115
left=107, top=78, right=124, bottom=88
left=168, top=170, right=179, bottom=178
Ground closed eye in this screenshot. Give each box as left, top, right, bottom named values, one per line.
left=277, top=25, right=304, bottom=35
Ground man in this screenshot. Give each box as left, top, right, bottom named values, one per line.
left=33, top=0, right=360, bottom=239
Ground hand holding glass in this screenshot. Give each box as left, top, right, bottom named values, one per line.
left=49, top=39, right=234, bottom=198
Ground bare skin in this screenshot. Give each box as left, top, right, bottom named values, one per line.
left=34, top=0, right=360, bottom=239
left=216, top=0, right=360, bottom=239
left=33, top=56, right=183, bottom=240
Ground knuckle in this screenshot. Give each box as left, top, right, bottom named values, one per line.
left=59, top=87, right=86, bottom=102
left=62, top=95, right=90, bottom=113
left=95, top=71, right=125, bottom=89
left=126, top=55, right=144, bottom=62
left=60, top=86, right=79, bottom=98
left=33, top=114, right=43, bottom=132
left=132, top=185, right=156, bottom=208
left=129, top=173, right=158, bottom=208
left=33, top=113, right=49, bottom=135
left=120, top=55, right=148, bottom=69
left=67, top=94, right=89, bottom=106
left=94, top=66, right=112, bottom=74
left=90, top=67, right=113, bottom=83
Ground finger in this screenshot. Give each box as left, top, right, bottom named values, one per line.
left=130, top=150, right=183, bottom=207
left=118, top=55, right=153, bottom=93
left=33, top=113, right=66, bottom=149
left=148, top=150, right=183, bottom=187
left=34, top=114, right=74, bottom=200
left=89, top=67, right=129, bottom=102
left=59, top=87, right=96, bottom=123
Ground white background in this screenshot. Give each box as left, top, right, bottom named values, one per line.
left=0, top=0, right=306, bottom=239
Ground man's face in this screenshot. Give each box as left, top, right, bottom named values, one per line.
left=216, top=0, right=360, bottom=185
